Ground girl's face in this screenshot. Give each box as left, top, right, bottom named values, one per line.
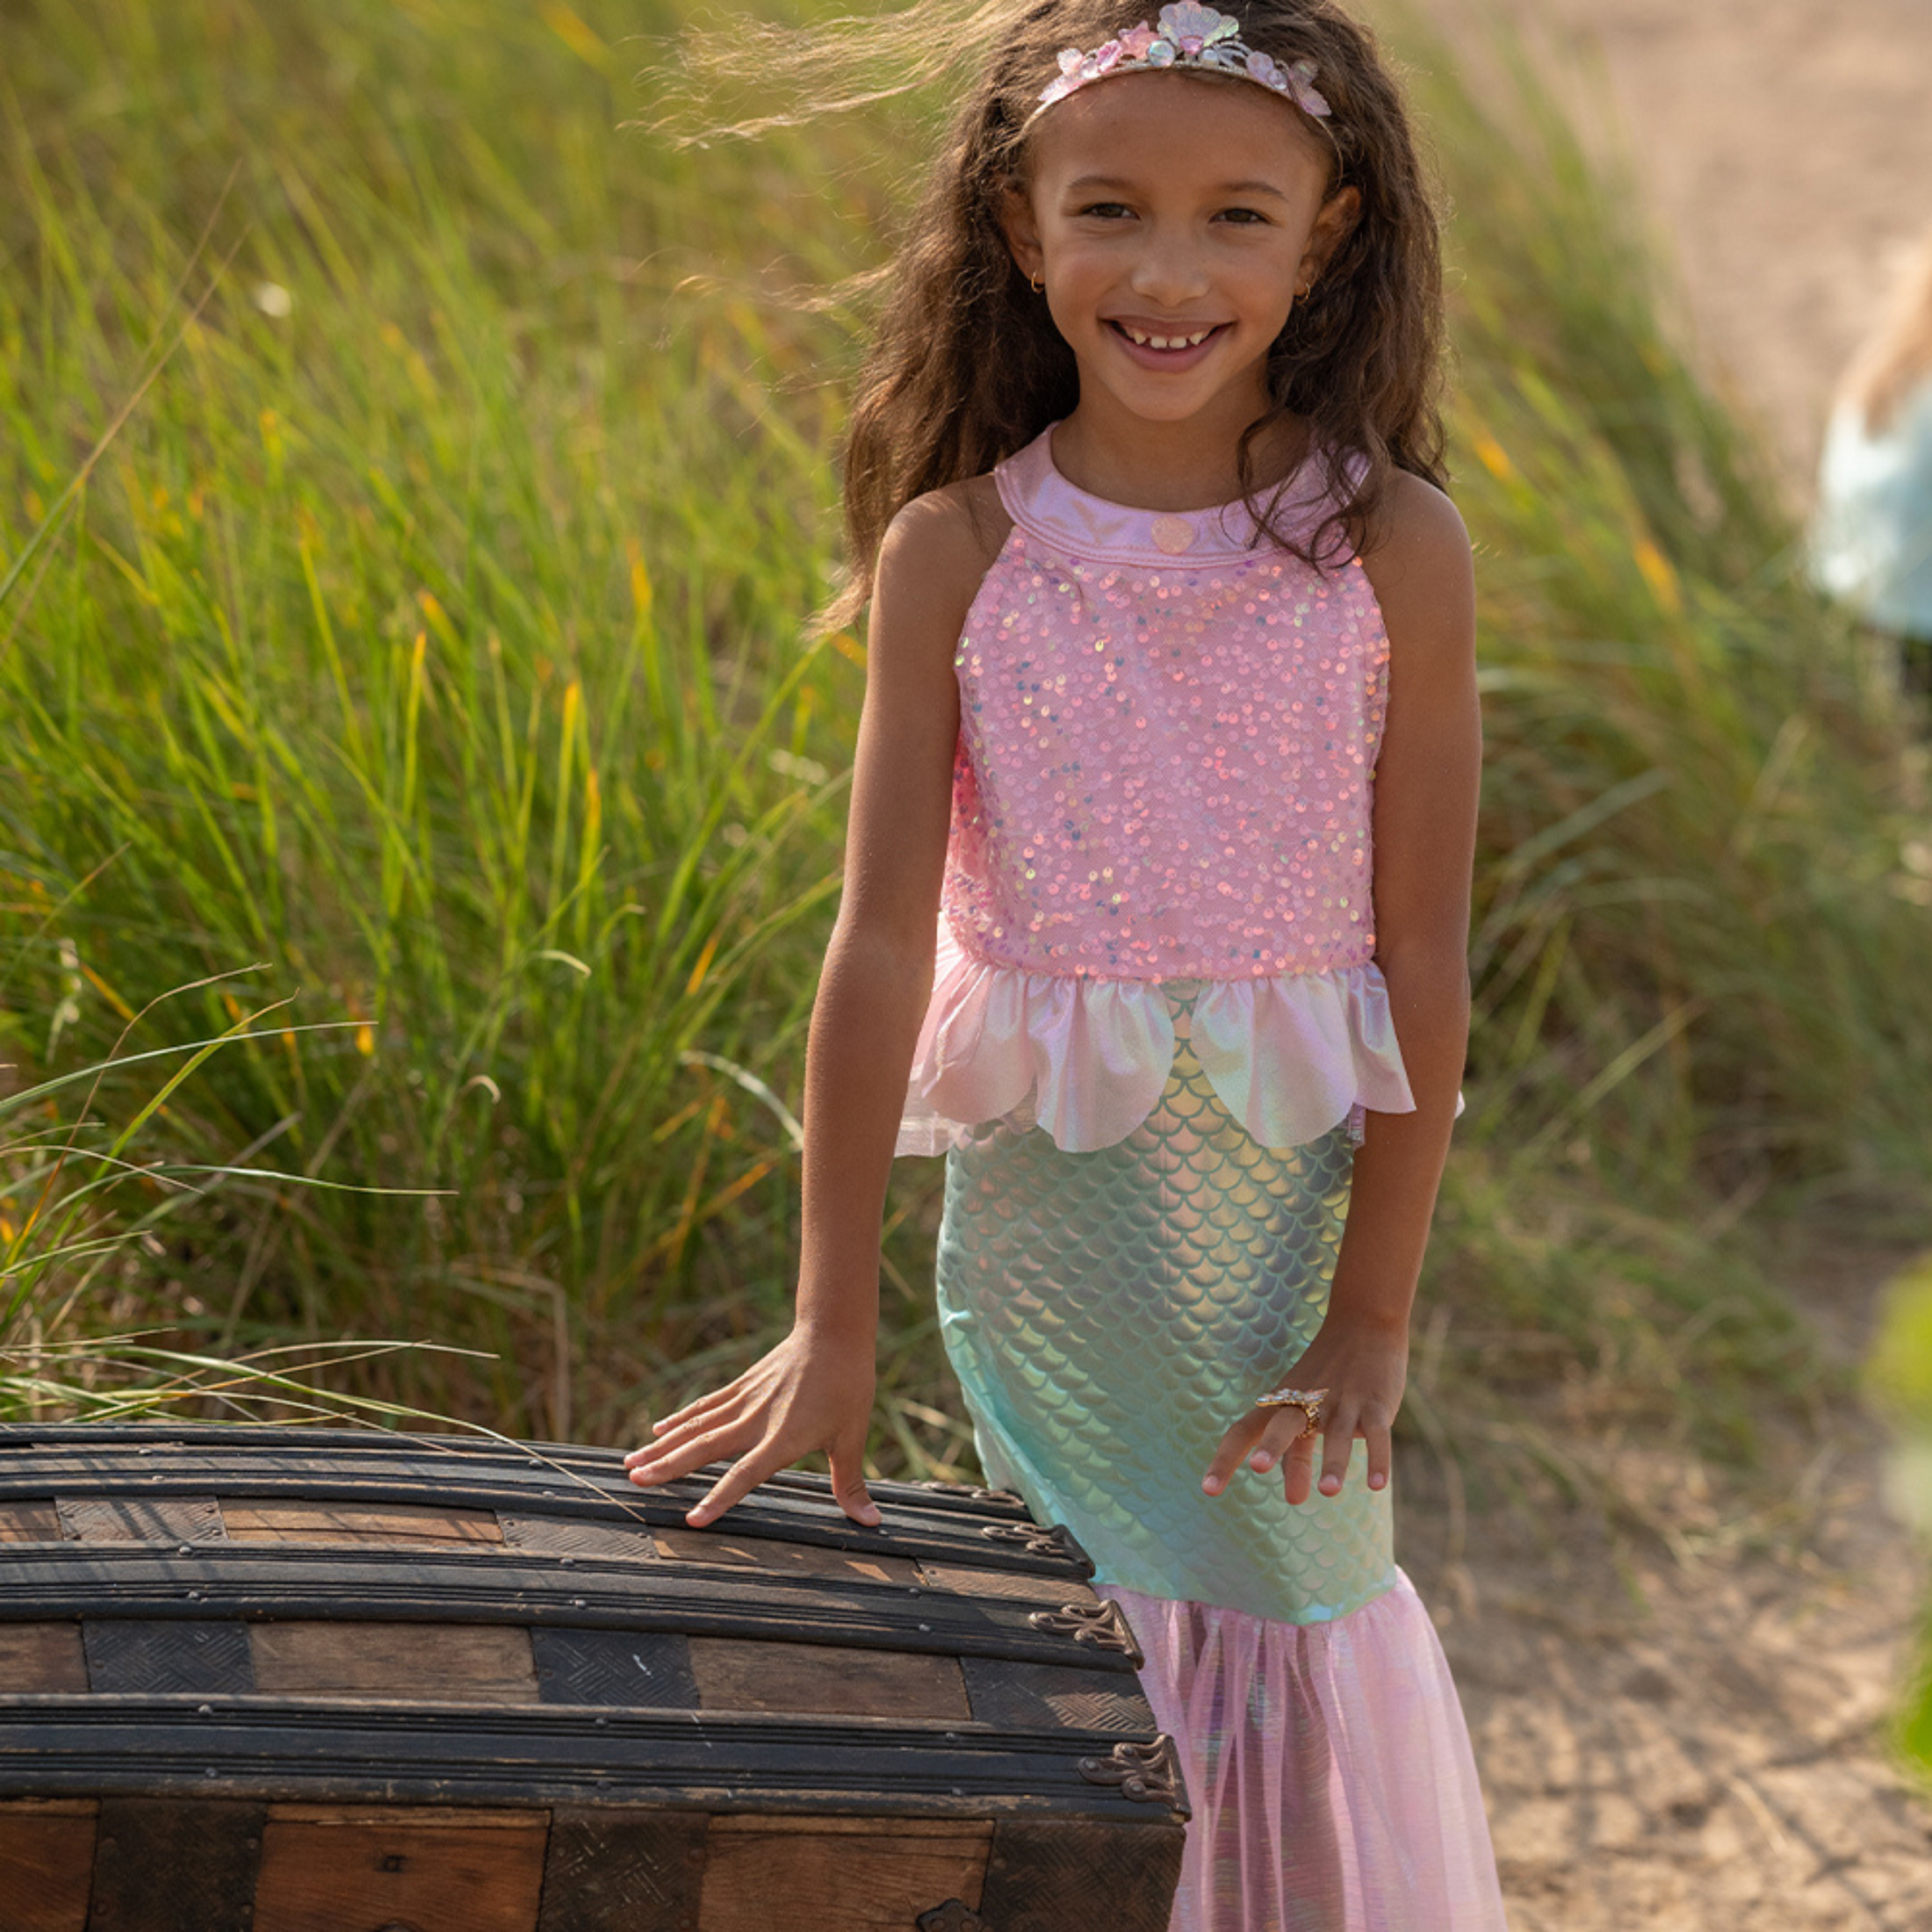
left=1006, top=72, right=1359, bottom=436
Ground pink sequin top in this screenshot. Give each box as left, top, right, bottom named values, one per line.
left=899, top=425, right=1417, bottom=1156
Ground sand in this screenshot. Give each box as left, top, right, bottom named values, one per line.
left=1399, top=1239, right=1932, bottom=1928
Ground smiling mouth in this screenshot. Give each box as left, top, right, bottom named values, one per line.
left=1107, top=320, right=1227, bottom=351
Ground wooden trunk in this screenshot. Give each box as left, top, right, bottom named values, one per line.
left=0, top=1424, right=1186, bottom=1932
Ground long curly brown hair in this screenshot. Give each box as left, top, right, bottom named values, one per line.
left=680, top=1, right=1446, bottom=628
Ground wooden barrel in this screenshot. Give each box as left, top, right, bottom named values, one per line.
left=0, top=1424, right=1185, bottom=1932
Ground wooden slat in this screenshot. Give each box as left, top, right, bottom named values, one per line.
left=654, top=1530, right=921, bottom=1587
left=688, top=1638, right=970, bottom=1721
left=700, top=1818, right=990, bottom=1932
left=0, top=1546, right=1126, bottom=1671
left=537, top=1809, right=707, bottom=1932
left=56, top=1495, right=224, bottom=1543
left=222, top=1499, right=504, bottom=1545
left=255, top=1806, right=546, bottom=1932
left=0, top=1800, right=95, bottom=1932
left=249, top=1622, right=538, bottom=1703
left=0, top=1622, right=87, bottom=1693
left=0, top=1500, right=61, bottom=1543
left=919, top=1563, right=1100, bottom=1606
left=89, top=1798, right=265, bottom=1932
left=0, top=1699, right=1167, bottom=1818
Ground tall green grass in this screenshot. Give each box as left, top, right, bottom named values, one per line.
left=2, top=0, right=1927, bottom=1481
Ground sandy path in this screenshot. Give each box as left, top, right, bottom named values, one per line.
left=1397, top=1239, right=1932, bottom=1929
left=1407, top=0, right=1932, bottom=491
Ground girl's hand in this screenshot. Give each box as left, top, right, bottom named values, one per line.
left=622, top=1323, right=880, bottom=1530
left=1200, top=1317, right=1409, bottom=1506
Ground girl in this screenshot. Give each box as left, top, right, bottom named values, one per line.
left=627, top=2, right=1506, bottom=1923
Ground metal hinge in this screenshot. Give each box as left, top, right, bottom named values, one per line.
left=977, top=1520, right=1095, bottom=1573
left=1078, top=1734, right=1189, bottom=1814
left=1027, top=1597, right=1145, bottom=1669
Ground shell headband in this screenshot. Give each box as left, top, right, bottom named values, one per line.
left=1031, top=4, right=1332, bottom=126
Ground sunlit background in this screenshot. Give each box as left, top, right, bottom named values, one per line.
left=4, top=3, right=1931, bottom=1919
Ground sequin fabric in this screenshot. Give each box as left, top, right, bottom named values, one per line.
left=945, top=425, right=1389, bottom=982
left=936, top=1023, right=1393, bottom=1626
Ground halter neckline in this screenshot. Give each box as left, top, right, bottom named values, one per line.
left=994, top=422, right=1334, bottom=569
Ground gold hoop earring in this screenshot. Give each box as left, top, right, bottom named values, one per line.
left=1029, top=271, right=1045, bottom=295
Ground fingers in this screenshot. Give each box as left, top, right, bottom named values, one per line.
left=828, top=1432, right=882, bottom=1528
left=1244, top=1405, right=1318, bottom=1478
left=1282, top=1423, right=1321, bottom=1506
left=627, top=1379, right=744, bottom=1457
left=1201, top=1409, right=1267, bottom=1496
left=688, top=1450, right=775, bottom=1529
left=1277, top=1400, right=1392, bottom=1505
left=624, top=1435, right=738, bottom=1493
left=625, top=1411, right=736, bottom=1475
left=1364, top=1415, right=1393, bottom=1495
left=625, top=1403, right=755, bottom=1489
left=1316, top=1411, right=1354, bottom=1498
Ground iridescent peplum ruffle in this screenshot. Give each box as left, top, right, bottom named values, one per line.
left=897, top=425, right=1414, bottom=1158
left=918, top=428, right=1508, bottom=1930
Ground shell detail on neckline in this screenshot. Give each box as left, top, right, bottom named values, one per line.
left=993, top=422, right=1344, bottom=569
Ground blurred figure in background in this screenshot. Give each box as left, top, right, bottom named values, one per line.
left=1813, top=224, right=1932, bottom=699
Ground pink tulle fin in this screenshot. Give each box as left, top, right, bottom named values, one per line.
left=1102, top=1575, right=1509, bottom=1931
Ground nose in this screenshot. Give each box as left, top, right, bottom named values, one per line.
left=1128, top=222, right=1211, bottom=308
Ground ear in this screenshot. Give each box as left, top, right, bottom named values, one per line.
left=1299, top=183, right=1361, bottom=289
left=1000, top=179, right=1046, bottom=285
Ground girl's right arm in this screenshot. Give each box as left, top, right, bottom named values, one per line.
left=623, top=482, right=1003, bottom=1528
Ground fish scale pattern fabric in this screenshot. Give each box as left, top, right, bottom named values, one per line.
left=937, top=1036, right=1389, bottom=1624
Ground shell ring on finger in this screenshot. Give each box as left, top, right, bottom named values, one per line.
left=1254, top=1385, right=1329, bottom=1438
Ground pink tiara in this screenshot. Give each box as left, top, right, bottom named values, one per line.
left=1031, top=4, right=1332, bottom=126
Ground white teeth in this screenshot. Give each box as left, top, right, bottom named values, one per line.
left=1121, top=325, right=1212, bottom=350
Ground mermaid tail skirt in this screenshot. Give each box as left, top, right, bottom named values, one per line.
left=935, top=1037, right=1508, bottom=1929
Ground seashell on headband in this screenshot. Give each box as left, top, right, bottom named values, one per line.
left=1029, top=4, right=1332, bottom=127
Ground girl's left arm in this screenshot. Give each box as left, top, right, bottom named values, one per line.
left=1204, top=472, right=1479, bottom=1508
